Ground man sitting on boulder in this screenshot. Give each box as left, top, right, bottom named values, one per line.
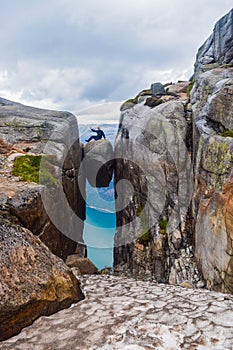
left=85, top=127, right=106, bottom=142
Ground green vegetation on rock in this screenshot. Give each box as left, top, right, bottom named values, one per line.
left=220, top=130, right=233, bottom=137
left=159, top=219, right=169, bottom=233
left=138, top=89, right=152, bottom=96
left=12, top=155, right=58, bottom=187
left=136, top=207, right=151, bottom=244
left=120, top=89, right=153, bottom=111
left=187, top=81, right=194, bottom=97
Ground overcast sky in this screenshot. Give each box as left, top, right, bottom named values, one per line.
left=0, top=0, right=232, bottom=123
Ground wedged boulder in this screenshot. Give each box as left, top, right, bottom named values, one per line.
left=0, top=218, right=84, bottom=341
left=65, top=255, right=98, bottom=274
left=83, top=139, right=114, bottom=187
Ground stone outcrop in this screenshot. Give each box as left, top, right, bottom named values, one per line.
left=0, top=98, right=86, bottom=259
left=194, top=8, right=233, bottom=75
left=83, top=139, right=114, bottom=187
left=190, top=10, right=233, bottom=294
left=0, top=218, right=84, bottom=341
left=114, top=85, right=202, bottom=286
left=114, top=9, right=233, bottom=295
left=191, top=67, right=233, bottom=294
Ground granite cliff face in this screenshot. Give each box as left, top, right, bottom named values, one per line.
left=194, top=8, right=233, bottom=75
left=191, top=67, right=233, bottom=293
left=114, top=83, right=201, bottom=286
left=114, top=9, right=233, bottom=294
left=191, top=9, right=233, bottom=294
left=0, top=98, right=86, bottom=259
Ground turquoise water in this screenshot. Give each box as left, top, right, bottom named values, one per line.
left=83, top=206, right=115, bottom=269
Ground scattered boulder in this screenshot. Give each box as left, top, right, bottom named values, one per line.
left=65, top=256, right=98, bottom=274
left=151, top=82, right=166, bottom=95
left=0, top=218, right=84, bottom=341
left=83, top=139, right=114, bottom=187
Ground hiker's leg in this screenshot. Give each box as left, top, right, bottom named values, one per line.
left=86, top=136, right=95, bottom=142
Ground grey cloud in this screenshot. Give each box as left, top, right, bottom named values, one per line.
left=0, top=0, right=232, bottom=117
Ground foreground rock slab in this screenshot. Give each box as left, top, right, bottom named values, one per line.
left=1, top=275, right=232, bottom=349
left=0, top=219, right=84, bottom=341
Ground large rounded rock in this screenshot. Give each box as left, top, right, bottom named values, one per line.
left=83, top=139, right=114, bottom=187
left=0, top=218, right=84, bottom=341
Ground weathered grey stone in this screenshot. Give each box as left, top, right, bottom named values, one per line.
left=194, top=9, right=233, bottom=75
left=114, top=87, right=197, bottom=284
left=83, top=139, right=114, bottom=187
left=0, top=218, right=84, bottom=341
left=151, top=82, right=166, bottom=95
left=191, top=68, right=233, bottom=294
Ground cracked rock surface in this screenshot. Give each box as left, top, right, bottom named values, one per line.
left=1, top=275, right=233, bottom=349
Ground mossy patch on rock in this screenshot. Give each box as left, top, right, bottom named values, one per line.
left=12, top=155, right=58, bottom=187
left=159, top=219, right=169, bottom=234
left=202, top=137, right=232, bottom=176
left=136, top=207, right=151, bottom=244
left=120, top=89, right=153, bottom=111
left=187, top=81, right=194, bottom=97
left=220, top=130, right=233, bottom=137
